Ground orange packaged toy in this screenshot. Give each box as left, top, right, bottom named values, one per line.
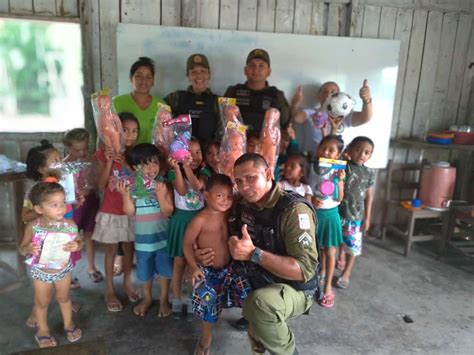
left=91, top=90, right=123, bottom=153
left=260, top=108, right=281, bottom=176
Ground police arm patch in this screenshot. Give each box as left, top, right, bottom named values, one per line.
left=298, top=213, right=311, bottom=230
left=298, top=232, right=313, bottom=248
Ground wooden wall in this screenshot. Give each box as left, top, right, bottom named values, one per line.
left=1, top=0, right=473, bottom=235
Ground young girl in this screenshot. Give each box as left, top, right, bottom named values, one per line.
left=337, top=136, right=375, bottom=289
left=204, top=140, right=220, bottom=175
left=92, top=112, right=139, bottom=312
left=23, top=141, right=81, bottom=328
left=278, top=153, right=313, bottom=202
left=63, top=128, right=102, bottom=283
left=310, top=135, right=345, bottom=308
left=117, top=143, right=174, bottom=317
left=19, top=179, right=83, bottom=348
left=167, top=137, right=209, bottom=313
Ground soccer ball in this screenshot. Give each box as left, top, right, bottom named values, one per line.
left=323, top=92, right=355, bottom=118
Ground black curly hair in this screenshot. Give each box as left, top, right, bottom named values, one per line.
left=25, top=140, right=59, bottom=181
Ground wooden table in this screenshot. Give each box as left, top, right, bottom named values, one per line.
left=0, top=170, right=28, bottom=293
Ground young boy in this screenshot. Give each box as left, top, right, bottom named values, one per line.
left=183, top=174, right=251, bottom=355
left=117, top=143, right=174, bottom=317
left=337, top=136, right=375, bottom=288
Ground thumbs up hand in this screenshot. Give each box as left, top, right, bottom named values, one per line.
left=228, top=224, right=256, bottom=261
left=359, top=79, right=372, bottom=104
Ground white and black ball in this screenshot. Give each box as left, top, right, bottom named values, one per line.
left=323, top=92, right=355, bottom=118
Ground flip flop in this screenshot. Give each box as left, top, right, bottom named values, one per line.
left=127, top=291, right=140, bottom=303
left=70, top=277, right=81, bottom=289
left=113, top=263, right=123, bottom=277
left=247, top=332, right=265, bottom=354
left=72, top=302, right=81, bottom=314
left=26, top=317, right=37, bottom=328
left=65, top=325, right=82, bottom=343
left=34, top=333, right=57, bottom=348
left=336, top=277, right=350, bottom=289
left=336, top=260, right=346, bottom=270
left=106, top=299, right=123, bottom=312
left=88, top=270, right=104, bottom=283
left=194, top=337, right=211, bottom=355
left=319, top=291, right=335, bottom=308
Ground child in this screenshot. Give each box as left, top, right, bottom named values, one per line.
left=117, top=143, right=174, bottom=317
left=204, top=140, right=220, bottom=175
left=167, top=137, right=210, bottom=313
left=63, top=128, right=102, bottom=283
left=278, top=153, right=313, bottom=202
left=182, top=174, right=251, bottom=354
left=19, top=178, right=83, bottom=348
left=246, top=131, right=261, bottom=154
left=275, top=123, right=300, bottom=180
left=92, top=112, right=139, bottom=312
left=23, top=140, right=81, bottom=329
left=336, top=137, right=374, bottom=289
left=310, top=135, right=345, bottom=308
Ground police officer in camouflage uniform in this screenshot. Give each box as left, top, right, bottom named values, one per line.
left=165, top=54, right=220, bottom=146
left=224, top=49, right=290, bottom=134
left=228, top=153, right=319, bottom=355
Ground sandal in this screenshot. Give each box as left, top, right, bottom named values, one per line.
left=106, top=299, right=123, bottom=312
left=72, top=302, right=81, bottom=314
left=70, top=277, right=81, bottom=289
left=247, top=332, right=265, bottom=354
left=336, top=277, right=350, bottom=289
left=88, top=270, right=104, bottom=283
left=319, top=291, right=335, bottom=308
left=336, top=259, right=346, bottom=270
left=194, top=337, right=211, bottom=355
left=113, top=263, right=123, bottom=277
left=127, top=291, right=140, bottom=303
left=65, top=325, right=82, bottom=343
left=34, top=333, right=57, bottom=348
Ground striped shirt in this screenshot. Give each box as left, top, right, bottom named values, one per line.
left=134, top=195, right=169, bottom=252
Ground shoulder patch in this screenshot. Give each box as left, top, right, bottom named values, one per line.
left=298, top=213, right=311, bottom=230
left=298, top=232, right=313, bottom=248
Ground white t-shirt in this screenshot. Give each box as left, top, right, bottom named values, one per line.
left=278, top=180, right=313, bottom=198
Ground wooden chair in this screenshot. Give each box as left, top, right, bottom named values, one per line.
left=381, top=160, right=445, bottom=256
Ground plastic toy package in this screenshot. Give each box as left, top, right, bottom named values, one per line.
left=217, top=97, right=238, bottom=127
left=25, top=221, right=78, bottom=269
left=166, top=115, right=192, bottom=161
left=91, top=89, right=124, bottom=153
left=218, top=101, right=247, bottom=180
left=260, top=108, right=281, bottom=176
left=129, top=167, right=166, bottom=199
left=153, top=103, right=174, bottom=151
left=49, top=162, right=94, bottom=204
left=316, top=158, right=347, bottom=201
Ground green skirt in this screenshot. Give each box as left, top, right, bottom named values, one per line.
left=167, top=208, right=200, bottom=257
left=316, top=207, right=343, bottom=248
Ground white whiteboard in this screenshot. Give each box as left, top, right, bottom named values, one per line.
left=117, top=24, right=400, bottom=168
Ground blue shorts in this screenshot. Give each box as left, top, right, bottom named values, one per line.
left=192, top=263, right=252, bottom=324
left=135, top=248, right=172, bottom=282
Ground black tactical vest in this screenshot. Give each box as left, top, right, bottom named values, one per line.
left=229, top=84, right=280, bottom=134
left=172, top=90, right=219, bottom=144
left=229, top=191, right=321, bottom=296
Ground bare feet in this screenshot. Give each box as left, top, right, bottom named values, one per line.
left=133, top=299, right=152, bottom=317
left=158, top=300, right=171, bottom=318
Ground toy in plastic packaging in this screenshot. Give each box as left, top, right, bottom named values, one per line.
left=153, top=103, right=174, bottom=151
left=316, top=158, right=347, bottom=201
left=260, top=108, right=281, bottom=176
left=49, top=162, right=93, bottom=204
left=162, top=114, right=192, bottom=161
left=91, top=89, right=124, bottom=153
left=218, top=103, right=247, bottom=179
left=217, top=97, right=238, bottom=127
left=129, top=167, right=166, bottom=199
left=25, top=221, right=78, bottom=269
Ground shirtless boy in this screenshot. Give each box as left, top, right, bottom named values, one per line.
left=183, top=174, right=251, bottom=355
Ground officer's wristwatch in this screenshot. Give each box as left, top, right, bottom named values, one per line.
left=250, top=247, right=263, bottom=264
